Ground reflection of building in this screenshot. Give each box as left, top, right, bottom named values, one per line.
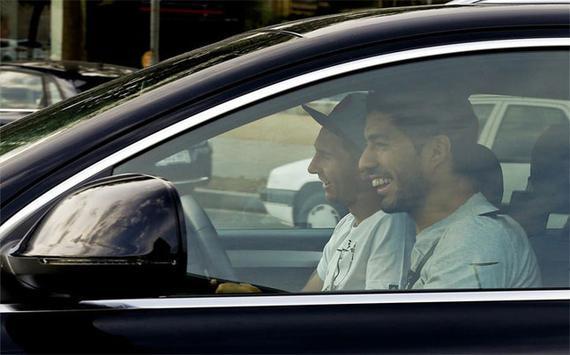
left=1, top=0, right=51, bottom=61
left=291, top=0, right=321, bottom=17
left=2, top=0, right=441, bottom=68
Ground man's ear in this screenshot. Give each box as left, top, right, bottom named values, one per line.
left=421, top=135, right=452, bottom=172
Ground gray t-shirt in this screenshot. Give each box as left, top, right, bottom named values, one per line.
left=317, top=210, right=415, bottom=291
left=409, top=193, right=541, bottom=289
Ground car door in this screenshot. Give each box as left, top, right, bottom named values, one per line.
left=2, top=39, right=569, bottom=354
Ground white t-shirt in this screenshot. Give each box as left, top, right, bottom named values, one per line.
left=317, top=210, right=415, bottom=291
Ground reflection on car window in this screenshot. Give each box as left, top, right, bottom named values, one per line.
left=0, top=70, right=44, bottom=109
left=115, top=50, right=568, bottom=294
left=0, top=30, right=293, bottom=158
left=116, top=105, right=324, bottom=231
left=493, top=104, right=568, bottom=163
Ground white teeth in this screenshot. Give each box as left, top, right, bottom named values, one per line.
left=372, top=177, right=391, bottom=187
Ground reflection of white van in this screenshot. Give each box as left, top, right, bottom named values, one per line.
left=261, top=95, right=570, bottom=227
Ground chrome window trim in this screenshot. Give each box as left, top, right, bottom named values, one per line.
left=0, top=38, right=568, bottom=240
left=81, top=290, right=570, bottom=310
left=0, top=290, right=567, bottom=313
left=447, top=0, right=570, bottom=4
left=0, top=108, right=38, bottom=113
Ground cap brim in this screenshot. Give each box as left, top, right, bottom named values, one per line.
left=302, top=104, right=345, bottom=139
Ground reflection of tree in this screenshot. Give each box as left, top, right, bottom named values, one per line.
left=0, top=30, right=292, bottom=156
left=29, top=181, right=179, bottom=259
left=19, top=0, right=49, bottom=59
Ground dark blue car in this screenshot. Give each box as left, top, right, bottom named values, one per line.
left=1, top=2, right=568, bottom=353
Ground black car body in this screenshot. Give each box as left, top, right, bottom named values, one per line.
left=0, top=61, right=135, bottom=125
left=0, top=3, right=568, bottom=354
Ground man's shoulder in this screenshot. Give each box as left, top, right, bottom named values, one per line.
left=439, top=213, right=525, bottom=253
left=378, top=212, right=415, bottom=234
left=366, top=210, right=412, bottom=225
left=335, top=213, right=355, bottom=230
left=327, top=213, right=355, bottom=241
left=353, top=211, right=414, bottom=236
left=384, top=212, right=414, bottom=224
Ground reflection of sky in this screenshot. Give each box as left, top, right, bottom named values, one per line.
left=0, top=71, right=43, bottom=109
left=23, top=180, right=179, bottom=258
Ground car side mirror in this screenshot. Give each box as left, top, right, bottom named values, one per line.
left=1, top=174, right=187, bottom=299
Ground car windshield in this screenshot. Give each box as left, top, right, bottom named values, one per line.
left=0, top=31, right=292, bottom=161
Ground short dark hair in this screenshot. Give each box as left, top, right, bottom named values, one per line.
left=366, top=90, right=479, bottom=173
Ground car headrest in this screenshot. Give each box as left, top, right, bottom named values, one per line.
left=460, top=144, right=504, bottom=206
left=529, top=122, right=570, bottom=213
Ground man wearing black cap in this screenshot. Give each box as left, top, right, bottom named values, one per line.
left=359, top=90, right=540, bottom=289
left=301, top=93, right=415, bottom=291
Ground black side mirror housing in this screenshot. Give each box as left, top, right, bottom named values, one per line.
left=2, top=174, right=187, bottom=299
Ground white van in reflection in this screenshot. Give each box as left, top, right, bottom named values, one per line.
left=260, top=95, right=570, bottom=227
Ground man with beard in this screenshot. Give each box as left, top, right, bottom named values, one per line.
left=358, top=90, right=541, bottom=289
left=216, top=93, right=415, bottom=293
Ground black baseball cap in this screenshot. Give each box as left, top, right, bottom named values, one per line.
left=302, top=92, right=368, bottom=152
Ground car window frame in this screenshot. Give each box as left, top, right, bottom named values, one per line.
left=1, top=38, right=569, bottom=305
left=44, top=74, right=65, bottom=106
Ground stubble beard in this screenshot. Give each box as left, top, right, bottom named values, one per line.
left=379, top=172, right=428, bottom=215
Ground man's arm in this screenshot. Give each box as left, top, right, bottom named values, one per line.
left=215, top=270, right=322, bottom=293
left=214, top=282, right=261, bottom=293
left=302, top=270, right=324, bottom=292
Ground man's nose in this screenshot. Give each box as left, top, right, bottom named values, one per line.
left=307, top=157, right=318, bottom=174
left=358, top=146, right=374, bottom=173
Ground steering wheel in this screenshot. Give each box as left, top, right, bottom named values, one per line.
left=179, top=195, right=237, bottom=281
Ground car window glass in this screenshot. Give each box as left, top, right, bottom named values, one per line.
left=116, top=101, right=338, bottom=231
left=46, top=80, right=63, bottom=104
left=114, top=50, right=568, bottom=294
left=0, top=70, right=44, bottom=109
left=492, top=104, right=568, bottom=163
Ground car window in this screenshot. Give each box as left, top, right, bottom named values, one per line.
left=0, top=70, right=44, bottom=109
left=114, top=49, right=568, bottom=294
left=116, top=102, right=333, bottom=230
left=492, top=104, right=568, bottom=163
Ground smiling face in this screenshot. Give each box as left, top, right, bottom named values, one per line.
left=308, top=128, right=368, bottom=207
left=359, top=111, right=429, bottom=214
